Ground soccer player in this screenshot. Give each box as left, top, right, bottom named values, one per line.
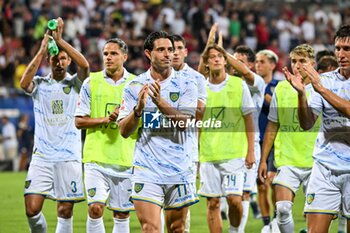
left=258, top=44, right=319, bottom=233
left=198, top=43, right=255, bottom=233
left=171, top=34, right=207, bottom=233
left=75, top=38, right=136, bottom=233
left=255, top=49, right=280, bottom=233
left=231, top=45, right=265, bottom=232
left=20, top=17, right=89, bottom=233
left=284, top=25, right=350, bottom=233
left=118, top=31, right=199, bottom=233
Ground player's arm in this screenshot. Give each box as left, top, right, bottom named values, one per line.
left=53, top=17, right=89, bottom=82
left=243, top=113, right=255, bottom=169
left=119, top=84, right=148, bottom=138
left=225, top=52, right=255, bottom=86
left=283, top=67, right=317, bottom=130
left=75, top=109, right=118, bottom=129
left=198, top=23, right=218, bottom=77
left=258, top=121, right=279, bottom=183
left=303, top=63, right=350, bottom=118
left=20, top=32, right=50, bottom=93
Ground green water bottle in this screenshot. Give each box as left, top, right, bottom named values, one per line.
left=47, top=19, right=58, bottom=31
left=48, top=38, right=59, bottom=56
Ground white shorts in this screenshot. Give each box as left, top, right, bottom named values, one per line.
left=198, top=158, right=245, bottom=197
left=243, top=142, right=260, bottom=192
left=272, top=166, right=311, bottom=194
left=131, top=182, right=199, bottom=210
left=84, top=164, right=134, bottom=212
left=24, top=159, right=84, bottom=202
left=304, top=161, right=350, bottom=218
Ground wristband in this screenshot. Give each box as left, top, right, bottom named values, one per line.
left=133, top=106, right=142, bottom=118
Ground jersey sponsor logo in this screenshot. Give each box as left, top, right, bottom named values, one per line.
left=134, top=183, right=144, bottom=193
left=63, top=86, right=71, bottom=94
left=52, top=100, right=64, bottom=114
left=25, top=180, right=31, bottom=189
left=88, top=188, right=96, bottom=197
left=306, top=193, right=315, bottom=205
left=211, top=107, right=225, bottom=121
left=170, top=92, right=180, bottom=102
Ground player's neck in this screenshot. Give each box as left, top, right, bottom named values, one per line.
left=174, top=63, right=185, bottom=71
left=209, top=70, right=225, bottom=84
left=107, top=68, right=124, bottom=82
left=150, top=66, right=172, bottom=81
left=263, top=73, right=273, bottom=84
left=339, top=67, right=350, bottom=80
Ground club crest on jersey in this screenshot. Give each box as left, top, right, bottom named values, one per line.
left=63, top=86, right=71, bottom=94
left=170, top=92, right=180, bottom=102
left=134, top=183, right=144, bottom=193
left=88, top=188, right=96, bottom=197
left=306, top=193, right=315, bottom=205
left=25, top=180, right=31, bottom=189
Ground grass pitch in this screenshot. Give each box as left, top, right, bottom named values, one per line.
left=0, top=172, right=339, bottom=232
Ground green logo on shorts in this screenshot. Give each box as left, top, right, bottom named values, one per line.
left=170, top=92, right=180, bottom=102
left=25, top=180, right=31, bottom=189
left=134, top=183, right=144, bottom=193
left=88, top=188, right=96, bottom=197
left=306, top=193, right=315, bottom=205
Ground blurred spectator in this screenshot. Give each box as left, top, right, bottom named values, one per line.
left=0, top=116, right=18, bottom=163
left=17, top=114, right=33, bottom=171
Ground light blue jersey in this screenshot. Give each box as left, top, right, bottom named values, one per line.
left=118, top=69, right=198, bottom=184
left=309, top=69, right=350, bottom=172
left=27, top=73, right=82, bottom=162
left=247, top=73, right=265, bottom=145
left=179, top=63, right=207, bottom=162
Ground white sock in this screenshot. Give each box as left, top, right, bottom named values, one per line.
left=55, top=217, right=72, bottom=233
left=238, top=201, right=250, bottom=233
left=184, top=209, right=191, bottom=233
left=27, top=211, right=47, bottom=233
left=87, top=216, right=105, bottom=233
left=160, top=210, right=165, bottom=233
left=112, top=217, right=130, bottom=233
left=220, top=197, right=227, bottom=213
left=338, top=214, right=347, bottom=232
left=229, top=225, right=239, bottom=233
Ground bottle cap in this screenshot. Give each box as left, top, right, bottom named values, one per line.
left=48, top=19, right=58, bottom=31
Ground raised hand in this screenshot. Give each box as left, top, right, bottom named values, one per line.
left=136, top=83, right=149, bottom=112
left=149, top=80, right=161, bottom=105
left=218, top=31, right=223, bottom=48
left=206, top=23, right=218, bottom=47
left=302, top=63, right=324, bottom=93
left=40, top=31, right=50, bottom=53
left=52, top=17, right=64, bottom=42
left=283, top=66, right=305, bottom=94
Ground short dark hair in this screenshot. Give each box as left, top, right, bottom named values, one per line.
left=315, top=50, right=335, bottom=62
left=104, top=38, right=128, bottom=54
left=143, top=31, right=174, bottom=51
left=171, top=34, right=186, bottom=47
left=334, top=25, right=350, bottom=41
left=235, top=45, right=256, bottom=63
left=317, top=56, right=338, bottom=72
